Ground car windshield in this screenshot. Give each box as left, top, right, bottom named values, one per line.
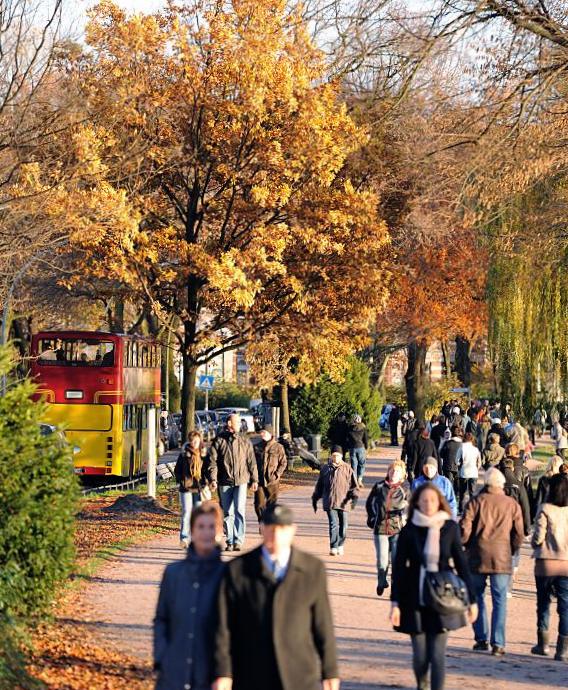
left=38, top=338, right=115, bottom=367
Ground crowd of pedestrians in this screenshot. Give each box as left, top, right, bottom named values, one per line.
left=161, top=403, right=568, bottom=690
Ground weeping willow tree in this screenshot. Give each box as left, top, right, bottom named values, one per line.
left=486, top=188, right=568, bottom=416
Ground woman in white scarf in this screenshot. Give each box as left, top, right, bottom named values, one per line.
left=389, top=484, right=477, bottom=690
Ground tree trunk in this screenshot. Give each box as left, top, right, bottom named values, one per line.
left=375, top=352, right=391, bottom=392
left=455, top=336, right=472, bottom=387
left=107, top=298, right=125, bottom=333
left=440, top=339, right=451, bottom=379
left=405, top=339, right=428, bottom=421
left=181, top=352, right=197, bottom=440
left=280, top=378, right=291, bottom=434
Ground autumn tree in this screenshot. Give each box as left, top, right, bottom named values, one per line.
left=58, top=0, right=390, bottom=435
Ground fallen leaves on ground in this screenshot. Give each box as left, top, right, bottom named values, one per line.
left=27, top=490, right=178, bottom=689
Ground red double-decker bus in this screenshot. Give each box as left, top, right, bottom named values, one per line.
left=30, top=331, right=161, bottom=478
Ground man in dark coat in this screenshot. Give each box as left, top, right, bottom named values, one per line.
left=498, top=457, right=531, bottom=535
left=213, top=504, right=339, bottom=690
left=208, top=413, right=258, bottom=551
left=328, top=414, right=348, bottom=455
left=388, top=404, right=400, bottom=446
left=254, top=424, right=287, bottom=522
left=410, top=426, right=439, bottom=481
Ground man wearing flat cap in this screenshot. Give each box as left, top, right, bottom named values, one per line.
left=213, top=504, right=340, bottom=690
left=253, top=424, right=287, bottom=522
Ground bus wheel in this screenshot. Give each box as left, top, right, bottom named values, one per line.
left=129, top=447, right=135, bottom=480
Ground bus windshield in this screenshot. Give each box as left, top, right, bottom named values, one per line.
left=37, top=338, right=115, bottom=367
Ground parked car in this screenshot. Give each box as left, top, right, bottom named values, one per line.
left=213, top=407, right=255, bottom=433
left=196, top=410, right=216, bottom=441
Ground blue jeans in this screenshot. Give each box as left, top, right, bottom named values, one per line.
left=219, top=484, right=248, bottom=546
left=373, top=533, right=399, bottom=587
left=179, top=491, right=201, bottom=540
left=327, top=509, right=348, bottom=549
left=349, top=447, right=366, bottom=482
left=471, top=573, right=510, bottom=648
left=536, top=575, right=568, bottom=637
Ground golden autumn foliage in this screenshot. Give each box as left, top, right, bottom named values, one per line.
left=32, top=0, right=391, bottom=429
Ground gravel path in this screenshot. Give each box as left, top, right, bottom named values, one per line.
left=86, top=444, right=566, bottom=689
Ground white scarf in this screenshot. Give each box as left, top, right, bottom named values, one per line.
left=411, top=510, right=450, bottom=605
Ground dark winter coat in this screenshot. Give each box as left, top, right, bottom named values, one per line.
left=500, top=466, right=532, bottom=534
left=391, top=520, right=475, bottom=635
left=440, top=437, right=462, bottom=474
left=365, top=480, right=409, bottom=535
left=402, top=427, right=420, bottom=463
left=460, top=487, right=524, bottom=574
left=254, top=439, right=287, bottom=487
left=513, top=458, right=536, bottom=518
left=411, top=437, right=439, bottom=477
left=490, top=423, right=508, bottom=448
left=388, top=407, right=400, bottom=428
left=346, top=422, right=369, bottom=450
left=535, top=474, right=553, bottom=510
left=214, top=546, right=338, bottom=690
left=312, top=461, right=359, bottom=512
left=328, top=419, right=348, bottom=451
left=207, top=432, right=258, bottom=487
left=430, top=423, right=446, bottom=451
left=154, top=547, right=225, bottom=690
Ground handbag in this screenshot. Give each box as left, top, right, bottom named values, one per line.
left=423, top=570, right=470, bottom=616
left=413, top=530, right=470, bottom=616
left=199, top=485, right=212, bottom=502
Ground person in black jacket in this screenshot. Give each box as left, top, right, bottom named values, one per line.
left=390, top=483, right=477, bottom=690
left=402, top=423, right=420, bottom=467
left=440, top=426, right=462, bottom=501
left=499, top=454, right=532, bottom=598
left=213, top=504, right=339, bottom=690
left=389, top=404, right=401, bottom=446
left=410, top=426, right=439, bottom=482
left=154, top=502, right=225, bottom=690
left=489, top=419, right=508, bottom=448
left=346, top=414, right=369, bottom=487
left=430, top=415, right=447, bottom=453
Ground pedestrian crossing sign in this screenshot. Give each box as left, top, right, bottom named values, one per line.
left=198, top=375, right=215, bottom=390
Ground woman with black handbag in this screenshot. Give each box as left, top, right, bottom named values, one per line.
left=390, top=483, right=477, bottom=690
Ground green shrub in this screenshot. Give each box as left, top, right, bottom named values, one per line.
left=290, top=358, right=383, bottom=442
left=0, top=618, right=41, bottom=690
left=0, top=347, right=79, bottom=621
left=196, top=381, right=255, bottom=410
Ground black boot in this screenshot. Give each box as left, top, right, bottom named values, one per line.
left=555, top=635, right=568, bottom=661
left=531, top=631, right=550, bottom=656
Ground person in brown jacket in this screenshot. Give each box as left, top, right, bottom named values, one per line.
left=254, top=424, right=287, bottom=522
left=312, top=445, right=359, bottom=556
left=460, top=467, right=524, bottom=656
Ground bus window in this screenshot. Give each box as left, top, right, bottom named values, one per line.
left=132, top=342, right=138, bottom=368
left=38, top=338, right=115, bottom=367
left=124, top=342, right=130, bottom=368
left=141, top=346, right=148, bottom=368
